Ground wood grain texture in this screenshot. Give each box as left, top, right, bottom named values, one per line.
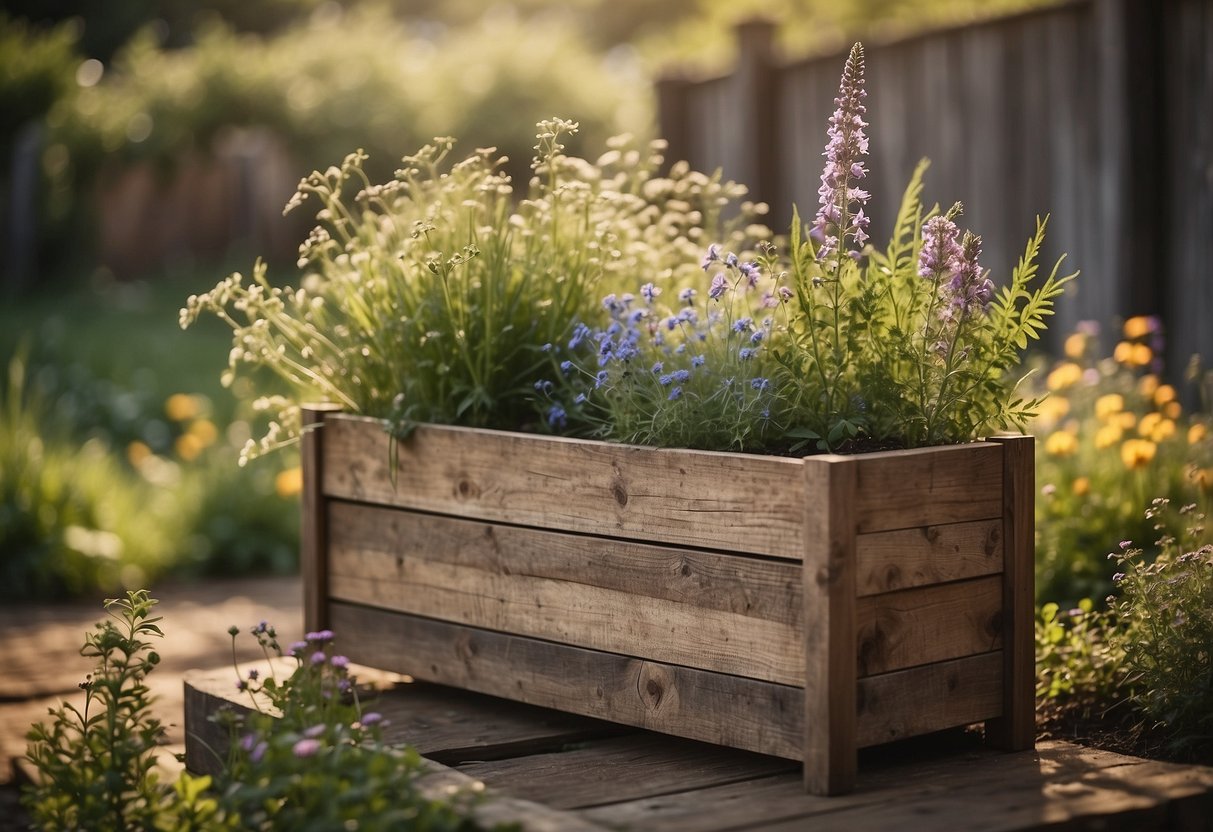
left=328, top=501, right=802, bottom=625
left=856, top=652, right=1003, bottom=748
left=985, top=435, right=1036, bottom=750
left=321, top=415, right=808, bottom=559
left=852, top=443, right=1004, bottom=533
left=328, top=504, right=802, bottom=685
left=856, top=575, right=1004, bottom=677
left=330, top=601, right=805, bottom=760
left=457, top=733, right=796, bottom=811
left=802, top=455, right=857, bottom=794
left=301, top=403, right=343, bottom=633
left=856, top=518, right=1004, bottom=596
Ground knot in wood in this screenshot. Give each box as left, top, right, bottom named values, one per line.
left=984, top=524, right=1001, bottom=556
left=455, top=477, right=480, bottom=500
left=612, top=481, right=629, bottom=507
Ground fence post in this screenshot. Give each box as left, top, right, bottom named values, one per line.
left=655, top=73, right=692, bottom=174
left=733, top=19, right=779, bottom=216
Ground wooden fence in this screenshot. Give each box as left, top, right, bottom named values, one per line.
left=657, top=0, right=1213, bottom=371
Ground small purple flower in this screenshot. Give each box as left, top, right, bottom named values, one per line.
left=679, top=287, right=697, bottom=304
left=547, top=405, right=567, bottom=429
left=330, top=655, right=349, bottom=670
left=659, top=373, right=673, bottom=386
left=574, top=393, right=587, bottom=404
left=293, top=738, right=321, bottom=758
left=739, top=347, right=755, bottom=361
left=732, top=317, right=753, bottom=333
left=361, top=712, right=384, bottom=727
left=738, top=261, right=760, bottom=287
left=602, top=293, right=619, bottom=311
left=534, top=379, right=554, bottom=394
left=568, top=323, right=590, bottom=350
left=651, top=361, right=664, bottom=374
left=725, top=252, right=738, bottom=268
left=250, top=741, right=268, bottom=763
left=304, top=724, right=326, bottom=739
left=305, top=630, right=334, bottom=644
left=236, top=679, right=248, bottom=692
left=540, top=342, right=553, bottom=352
left=559, top=360, right=573, bottom=374
left=919, top=216, right=962, bottom=280
left=240, top=733, right=258, bottom=752
left=1120, top=540, right=1133, bottom=550
left=778, top=286, right=793, bottom=301
left=672, top=369, right=691, bottom=383
left=247, top=668, right=259, bottom=681
left=594, top=370, right=609, bottom=389
left=289, top=641, right=308, bottom=657
left=1112, top=572, right=1126, bottom=584
left=668, top=386, right=683, bottom=401
left=691, top=355, right=705, bottom=368
left=700, top=244, right=720, bottom=270
left=310, top=651, right=327, bottom=666
left=709, top=273, right=728, bottom=301
left=664, top=316, right=679, bottom=331
left=751, top=377, right=770, bottom=391
left=640, top=282, right=661, bottom=302
left=750, top=330, right=764, bottom=344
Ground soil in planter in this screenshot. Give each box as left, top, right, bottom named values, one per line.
left=1037, top=701, right=1213, bottom=767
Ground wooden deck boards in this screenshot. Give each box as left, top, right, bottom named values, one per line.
left=185, top=662, right=1213, bottom=831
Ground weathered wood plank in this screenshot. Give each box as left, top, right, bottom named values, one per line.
left=856, top=652, right=1003, bottom=748
left=856, top=575, right=1003, bottom=677
left=328, top=508, right=803, bottom=685
left=330, top=601, right=805, bottom=760
left=802, top=455, right=857, bottom=794
left=579, top=740, right=1213, bottom=832
left=986, top=435, right=1036, bottom=750
left=301, top=403, right=343, bottom=632
left=456, top=733, right=796, bottom=811
left=856, top=518, right=1003, bottom=596
left=852, top=443, right=1004, bottom=533
left=328, top=501, right=802, bottom=625
left=321, top=415, right=808, bottom=559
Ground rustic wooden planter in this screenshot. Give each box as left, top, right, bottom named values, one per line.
left=300, top=405, right=1035, bottom=795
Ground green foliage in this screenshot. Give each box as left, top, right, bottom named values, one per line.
left=0, top=351, right=182, bottom=599
left=1107, top=500, right=1213, bottom=754
left=0, top=14, right=77, bottom=151
left=23, top=591, right=173, bottom=830
left=1035, top=598, right=1122, bottom=718
left=183, top=120, right=761, bottom=458
left=211, top=627, right=499, bottom=831
left=1032, top=319, right=1213, bottom=605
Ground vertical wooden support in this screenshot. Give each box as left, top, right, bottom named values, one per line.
left=802, top=455, right=858, bottom=795
left=655, top=73, right=692, bottom=175
left=301, top=403, right=343, bottom=634
left=733, top=18, right=779, bottom=219
left=985, top=435, right=1036, bottom=750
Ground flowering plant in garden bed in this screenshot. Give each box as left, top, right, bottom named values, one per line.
left=1032, top=317, right=1213, bottom=604
left=23, top=592, right=497, bottom=831
left=185, top=43, right=1071, bottom=459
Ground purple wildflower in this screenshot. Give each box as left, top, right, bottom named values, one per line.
left=709, top=273, right=728, bottom=301
left=691, top=354, right=705, bottom=368
left=289, top=641, right=308, bottom=657
left=305, top=630, right=334, bottom=644
left=640, top=282, right=660, bottom=303
left=815, top=42, right=870, bottom=260
left=738, top=261, right=760, bottom=287
left=739, top=347, right=755, bottom=361
left=1120, top=540, right=1133, bottom=550
left=293, top=738, right=321, bottom=758
left=547, top=405, right=567, bottom=428
left=249, top=741, right=268, bottom=763
left=651, top=361, right=664, bottom=374
left=559, top=360, right=573, bottom=374
left=750, top=330, right=764, bottom=344
left=672, top=369, right=691, bottom=383
left=947, top=232, right=994, bottom=317
left=310, top=651, right=327, bottom=666
left=918, top=216, right=962, bottom=280
left=659, top=374, right=673, bottom=386
left=679, top=287, right=697, bottom=304
left=568, top=323, right=591, bottom=350
left=700, top=244, right=720, bottom=270
left=304, top=724, right=326, bottom=739
left=732, top=317, right=753, bottom=333
left=594, top=370, right=609, bottom=389
left=751, top=377, right=770, bottom=391
left=247, top=668, right=259, bottom=681
left=668, top=386, right=683, bottom=401
left=330, top=655, right=349, bottom=670
left=361, top=712, right=384, bottom=726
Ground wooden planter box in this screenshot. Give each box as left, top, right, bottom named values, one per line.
left=301, top=405, right=1035, bottom=795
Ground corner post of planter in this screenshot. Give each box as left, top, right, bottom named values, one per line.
left=802, top=454, right=858, bottom=795
left=985, top=435, right=1035, bottom=750
left=301, top=403, right=343, bottom=634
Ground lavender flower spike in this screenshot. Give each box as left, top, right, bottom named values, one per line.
left=815, top=42, right=870, bottom=260
left=918, top=216, right=962, bottom=280
left=948, top=232, right=994, bottom=317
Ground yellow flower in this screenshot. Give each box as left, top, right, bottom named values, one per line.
left=165, top=393, right=200, bottom=422
left=1164, top=401, right=1182, bottom=420
left=1036, top=396, right=1070, bottom=423
left=1190, top=423, right=1208, bottom=444
left=175, top=433, right=203, bottom=462
left=188, top=419, right=218, bottom=448
left=1154, top=384, right=1177, bottom=406
left=1116, top=411, right=1137, bottom=430
left=127, top=440, right=151, bottom=466
left=276, top=466, right=303, bottom=497
left=1132, top=343, right=1153, bottom=366
left=1095, top=424, right=1123, bottom=449
left=1046, top=362, right=1083, bottom=391
left=1138, top=412, right=1162, bottom=437
left=1094, top=394, right=1124, bottom=421
left=1150, top=419, right=1176, bottom=442
left=1072, top=477, right=1090, bottom=496
left=1114, top=341, right=1133, bottom=364
left=1194, top=467, right=1213, bottom=493
left=1121, top=438, right=1157, bottom=469
left=1123, top=316, right=1152, bottom=339
left=1045, top=431, right=1078, bottom=457
left=1063, top=332, right=1087, bottom=359
left=1138, top=374, right=1160, bottom=398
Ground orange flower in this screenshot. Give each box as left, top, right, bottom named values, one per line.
left=1063, top=332, right=1087, bottom=359
left=276, top=466, right=303, bottom=498
left=1045, top=431, right=1078, bottom=457
left=127, top=440, right=152, bottom=466
left=165, top=393, right=200, bottom=422
left=1095, top=424, right=1123, bottom=449
left=1138, top=374, right=1160, bottom=398
left=175, top=433, right=203, bottom=462
left=1115, top=411, right=1137, bottom=430
left=1164, top=401, right=1182, bottom=420
left=1036, top=396, right=1070, bottom=423
left=1072, top=477, right=1090, bottom=496
left=1138, top=412, right=1162, bottom=437
left=1150, top=419, right=1176, bottom=442
left=188, top=419, right=218, bottom=447
left=1123, top=315, right=1157, bottom=340
left=1121, top=439, right=1157, bottom=469
left=1046, top=362, right=1083, bottom=391
left=1094, top=394, right=1124, bottom=421
left=1154, top=384, right=1177, bottom=406
left=1190, top=423, right=1208, bottom=444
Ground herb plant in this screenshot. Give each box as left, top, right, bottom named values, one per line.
left=546, top=43, right=1073, bottom=452
left=183, top=120, right=760, bottom=462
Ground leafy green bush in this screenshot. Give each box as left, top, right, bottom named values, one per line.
left=0, top=14, right=77, bottom=152
left=1032, top=317, right=1213, bottom=604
